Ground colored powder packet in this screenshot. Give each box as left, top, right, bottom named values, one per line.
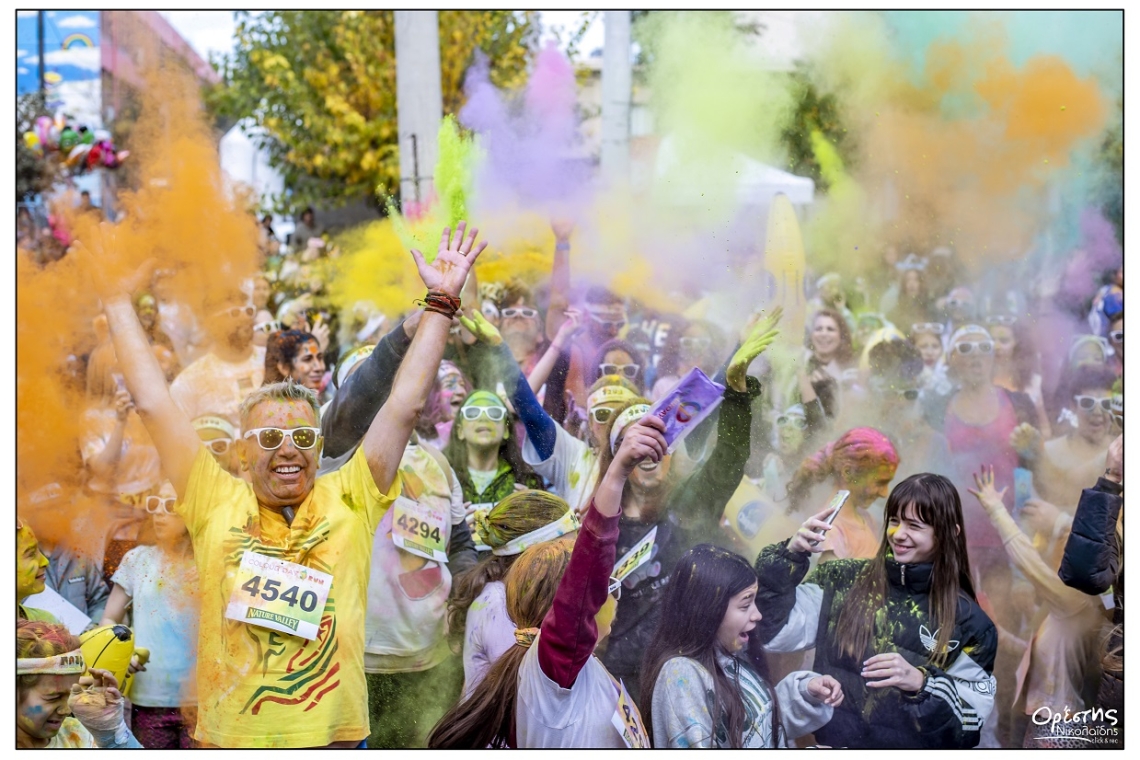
left=646, top=367, right=725, bottom=453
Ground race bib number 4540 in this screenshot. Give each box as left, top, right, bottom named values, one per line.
left=224, top=551, right=332, bottom=640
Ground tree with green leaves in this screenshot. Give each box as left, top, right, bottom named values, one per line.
left=17, top=92, right=62, bottom=202
left=208, top=10, right=539, bottom=210
left=780, top=63, right=854, bottom=193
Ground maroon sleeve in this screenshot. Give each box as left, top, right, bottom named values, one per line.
left=536, top=499, right=620, bottom=689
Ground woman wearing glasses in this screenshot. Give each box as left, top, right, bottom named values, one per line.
left=100, top=480, right=200, bottom=748
left=443, top=391, right=541, bottom=512
left=590, top=338, right=647, bottom=394
left=987, top=315, right=1051, bottom=439
left=760, top=405, right=813, bottom=501
left=650, top=319, right=726, bottom=401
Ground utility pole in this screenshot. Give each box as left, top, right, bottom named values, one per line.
left=37, top=10, right=45, bottom=96
left=394, top=11, right=443, bottom=211
left=600, top=10, right=632, bottom=183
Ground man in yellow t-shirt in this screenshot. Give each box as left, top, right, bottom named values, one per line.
left=92, top=220, right=489, bottom=747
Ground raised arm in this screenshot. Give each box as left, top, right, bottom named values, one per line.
left=361, top=223, right=487, bottom=493
left=529, top=307, right=582, bottom=393
left=77, top=226, right=201, bottom=497
left=544, top=220, right=573, bottom=341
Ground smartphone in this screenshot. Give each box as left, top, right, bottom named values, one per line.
left=811, top=490, right=851, bottom=546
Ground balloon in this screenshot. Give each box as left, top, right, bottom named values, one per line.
left=23, top=131, right=43, bottom=158
left=79, top=125, right=95, bottom=145
left=35, top=116, right=53, bottom=148
left=48, top=125, right=60, bottom=151
left=66, top=143, right=91, bottom=169
left=59, top=126, right=79, bottom=152
left=86, top=142, right=103, bottom=170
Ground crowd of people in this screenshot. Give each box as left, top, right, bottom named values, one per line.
left=16, top=200, right=1124, bottom=749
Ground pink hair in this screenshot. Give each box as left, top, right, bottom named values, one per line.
left=785, top=427, right=899, bottom=513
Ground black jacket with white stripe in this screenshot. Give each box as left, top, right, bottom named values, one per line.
left=754, top=542, right=998, bottom=748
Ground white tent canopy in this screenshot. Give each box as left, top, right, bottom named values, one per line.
left=652, top=134, right=815, bottom=207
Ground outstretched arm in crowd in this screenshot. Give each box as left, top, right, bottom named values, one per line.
left=544, top=219, right=574, bottom=341
left=361, top=223, right=487, bottom=492
left=538, top=416, right=669, bottom=688
left=528, top=307, right=583, bottom=393
left=78, top=226, right=201, bottom=497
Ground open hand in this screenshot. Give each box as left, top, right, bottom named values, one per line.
left=727, top=307, right=783, bottom=392
left=613, top=415, right=668, bottom=477
left=112, top=388, right=134, bottom=422
left=806, top=674, right=845, bottom=706
left=457, top=308, right=503, bottom=346
left=787, top=503, right=838, bottom=554
left=968, top=464, right=1007, bottom=516
left=68, top=668, right=125, bottom=732
left=72, top=222, right=158, bottom=302
left=1009, top=423, right=1043, bottom=459
left=310, top=319, right=331, bottom=353
left=410, top=221, right=488, bottom=299
left=553, top=307, right=585, bottom=349
left=862, top=652, right=924, bottom=692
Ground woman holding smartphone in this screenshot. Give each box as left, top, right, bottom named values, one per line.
left=754, top=473, right=997, bottom=748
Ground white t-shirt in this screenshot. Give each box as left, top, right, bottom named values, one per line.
left=169, top=347, right=266, bottom=430
left=111, top=545, right=199, bottom=707
left=515, top=633, right=626, bottom=748
left=462, top=581, right=516, bottom=699
left=363, top=443, right=465, bottom=673
left=521, top=425, right=599, bottom=514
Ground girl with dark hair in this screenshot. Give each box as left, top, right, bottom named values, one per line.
left=262, top=329, right=324, bottom=391
left=754, top=473, right=998, bottom=748
left=642, top=544, right=842, bottom=748
left=442, top=390, right=542, bottom=510
left=450, top=490, right=576, bottom=698
left=784, top=428, right=899, bottom=562
left=589, top=338, right=647, bottom=393
left=798, top=308, right=856, bottom=421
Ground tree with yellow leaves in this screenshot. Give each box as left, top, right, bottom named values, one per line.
left=208, top=10, right=538, bottom=210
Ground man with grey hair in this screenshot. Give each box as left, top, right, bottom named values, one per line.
left=88, top=220, right=488, bottom=748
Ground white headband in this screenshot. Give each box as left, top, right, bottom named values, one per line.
left=610, top=403, right=651, bottom=454
left=948, top=324, right=991, bottom=347
left=587, top=385, right=637, bottom=411
left=17, top=650, right=86, bottom=676
left=492, top=509, right=580, bottom=557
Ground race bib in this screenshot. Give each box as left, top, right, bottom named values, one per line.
left=613, top=526, right=657, bottom=582
left=225, top=551, right=332, bottom=640
left=611, top=678, right=650, bottom=748
left=392, top=495, right=448, bottom=562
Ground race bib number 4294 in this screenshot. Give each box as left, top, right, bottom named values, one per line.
left=224, top=551, right=332, bottom=640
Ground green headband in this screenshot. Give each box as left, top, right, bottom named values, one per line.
left=461, top=390, right=507, bottom=410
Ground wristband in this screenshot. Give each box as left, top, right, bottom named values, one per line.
left=416, top=290, right=461, bottom=320
left=555, top=241, right=570, bottom=251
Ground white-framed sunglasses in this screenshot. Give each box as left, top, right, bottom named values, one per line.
left=590, top=407, right=616, bottom=425
left=953, top=341, right=993, bottom=355
left=1110, top=330, right=1123, bottom=344
left=680, top=336, right=712, bottom=351
left=776, top=415, right=807, bottom=429
left=205, top=438, right=233, bottom=455
left=460, top=405, right=507, bottom=422
left=243, top=426, right=321, bottom=450
left=985, top=315, right=1018, bottom=326
left=146, top=496, right=177, bottom=515
left=1074, top=395, right=1113, bottom=413
left=211, top=304, right=256, bottom=320
left=599, top=363, right=639, bottom=379
left=911, top=322, right=945, bottom=336
left=501, top=307, right=539, bottom=319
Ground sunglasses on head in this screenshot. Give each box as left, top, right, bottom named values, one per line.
left=205, top=438, right=232, bottom=455
left=599, top=363, right=639, bottom=379
left=985, top=315, right=1018, bottom=326
left=608, top=576, right=622, bottom=600
left=501, top=307, right=539, bottom=319
left=212, top=305, right=256, bottom=319
left=460, top=405, right=507, bottom=421
left=777, top=415, right=807, bottom=429
left=953, top=340, right=993, bottom=355
left=589, top=312, right=626, bottom=328
left=243, top=426, right=321, bottom=450
left=590, top=407, right=615, bottom=424
left=1074, top=395, right=1113, bottom=412
left=1110, top=330, right=1123, bottom=344
left=145, top=496, right=176, bottom=515
left=911, top=322, right=945, bottom=335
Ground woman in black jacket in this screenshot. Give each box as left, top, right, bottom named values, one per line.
left=1059, top=434, right=1123, bottom=748
left=754, top=473, right=997, bottom=748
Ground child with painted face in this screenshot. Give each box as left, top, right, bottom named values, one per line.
left=443, top=390, right=542, bottom=510
left=755, top=473, right=998, bottom=748
left=99, top=481, right=199, bottom=749
left=434, top=415, right=669, bottom=748
left=17, top=619, right=143, bottom=748
left=784, top=428, right=899, bottom=562
left=642, top=544, right=842, bottom=748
